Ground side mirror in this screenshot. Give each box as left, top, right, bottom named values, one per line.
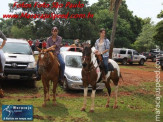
left=34, top=51, right=39, bottom=55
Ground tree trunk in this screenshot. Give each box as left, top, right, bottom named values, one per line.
left=109, top=0, right=122, bottom=59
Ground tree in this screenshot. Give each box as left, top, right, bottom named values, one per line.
left=0, top=19, right=13, bottom=37
left=8, top=0, right=95, bottom=40
left=133, top=19, right=156, bottom=52
left=154, top=6, right=163, bottom=50
left=109, top=0, right=122, bottom=58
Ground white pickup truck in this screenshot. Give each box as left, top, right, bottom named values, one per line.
left=113, top=48, right=146, bottom=65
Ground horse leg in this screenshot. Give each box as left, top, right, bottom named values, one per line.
left=113, top=85, right=118, bottom=109
left=90, top=87, right=96, bottom=112
left=111, top=68, right=119, bottom=109
left=105, top=79, right=111, bottom=108
left=47, top=81, right=50, bottom=101
left=81, top=87, right=88, bottom=111
left=52, top=80, right=58, bottom=106
left=42, top=78, right=48, bottom=107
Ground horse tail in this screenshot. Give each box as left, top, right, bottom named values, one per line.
left=120, top=72, right=124, bottom=82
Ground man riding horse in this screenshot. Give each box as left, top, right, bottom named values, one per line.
left=0, top=30, right=7, bottom=98
left=46, top=27, right=65, bottom=83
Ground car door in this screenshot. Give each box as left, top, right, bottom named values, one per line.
left=127, top=50, right=133, bottom=62
left=133, top=50, right=139, bottom=62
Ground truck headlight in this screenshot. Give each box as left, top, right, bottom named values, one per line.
left=27, top=62, right=36, bottom=69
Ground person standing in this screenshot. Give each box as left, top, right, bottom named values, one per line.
left=46, top=27, right=65, bottom=83
left=94, top=28, right=110, bottom=82
left=0, top=31, right=7, bottom=79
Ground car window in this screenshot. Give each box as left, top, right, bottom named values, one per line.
left=120, top=50, right=126, bottom=54
left=76, top=48, right=82, bottom=52
left=69, top=48, right=75, bottom=51
left=3, top=42, right=32, bottom=55
left=65, top=55, right=82, bottom=68
left=128, top=50, right=132, bottom=54
left=133, top=51, right=139, bottom=55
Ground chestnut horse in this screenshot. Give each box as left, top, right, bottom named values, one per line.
left=81, top=46, right=121, bottom=112
left=37, top=46, right=60, bottom=107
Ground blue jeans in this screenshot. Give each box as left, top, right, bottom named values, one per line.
left=57, top=54, right=65, bottom=80
left=103, top=56, right=109, bottom=73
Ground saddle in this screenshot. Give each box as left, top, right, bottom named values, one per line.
left=96, top=54, right=114, bottom=72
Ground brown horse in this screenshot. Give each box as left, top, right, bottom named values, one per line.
left=37, top=46, right=60, bottom=107
left=81, top=46, right=121, bottom=112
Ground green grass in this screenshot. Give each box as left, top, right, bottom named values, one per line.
left=0, top=81, right=162, bottom=122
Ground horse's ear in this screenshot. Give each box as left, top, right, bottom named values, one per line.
left=37, top=47, right=41, bottom=52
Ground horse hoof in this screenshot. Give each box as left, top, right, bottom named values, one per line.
left=113, top=106, right=118, bottom=109
left=105, top=105, right=109, bottom=108
left=42, top=104, right=46, bottom=107
left=89, top=110, right=94, bottom=113
left=81, top=108, right=86, bottom=111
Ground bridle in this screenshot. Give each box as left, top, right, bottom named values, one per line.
left=39, top=51, right=51, bottom=69
left=82, top=54, right=101, bottom=73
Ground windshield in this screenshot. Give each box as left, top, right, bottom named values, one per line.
left=2, top=42, right=32, bottom=55
left=65, top=55, right=82, bottom=68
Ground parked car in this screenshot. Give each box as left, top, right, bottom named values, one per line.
left=113, top=48, right=146, bottom=65
left=60, top=46, right=83, bottom=52
left=159, top=56, right=163, bottom=70
left=142, top=49, right=163, bottom=62
left=0, top=38, right=37, bottom=87
left=60, top=51, right=105, bottom=90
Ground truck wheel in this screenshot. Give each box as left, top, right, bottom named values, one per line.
left=122, top=58, right=127, bottom=65
left=152, top=57, right=156, bottom=62
left=139, top=59, right=144, bottom=65
left=63, top=78, right=69, bottom=91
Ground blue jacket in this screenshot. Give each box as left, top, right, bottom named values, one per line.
left=95, top=38, right=110, bottom=57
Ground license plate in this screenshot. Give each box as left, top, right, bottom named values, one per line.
left=8, top=75, right=20, bottom=79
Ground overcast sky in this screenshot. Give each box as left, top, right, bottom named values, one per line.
left=0, top=0, right=162, bottom=24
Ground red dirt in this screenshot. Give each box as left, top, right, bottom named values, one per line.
left=1, top=61, right=162, bottom=99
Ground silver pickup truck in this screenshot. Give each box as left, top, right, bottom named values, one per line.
left=113, top=48, right=146, bottom=65
left=0, top=38, right=37, bottom=87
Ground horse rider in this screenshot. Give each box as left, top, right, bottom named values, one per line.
left=0, top=30, right=7, bottom=79
left=94, top=28, right=111, bottom=82
left=46, top=27, right=65, bottom=83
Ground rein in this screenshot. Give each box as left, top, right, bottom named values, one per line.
left=83, top=55, right=101, bottom=73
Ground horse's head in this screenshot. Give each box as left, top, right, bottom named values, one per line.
left=37, top=45, right=55, bottom=74
left=82, top=45, right=92, bottom=68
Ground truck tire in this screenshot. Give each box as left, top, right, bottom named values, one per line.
left=152, top=57, right=156, bottom=62
left=139, top=59, right=144, bottom=65
left=122, top=58, right=127, bottom=65
left=63, top=78, right=69, bottom=91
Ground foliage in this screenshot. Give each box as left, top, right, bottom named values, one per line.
left=153, top=20, right=163, bottom=50
left=132, top=19, right=156, bottom=52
